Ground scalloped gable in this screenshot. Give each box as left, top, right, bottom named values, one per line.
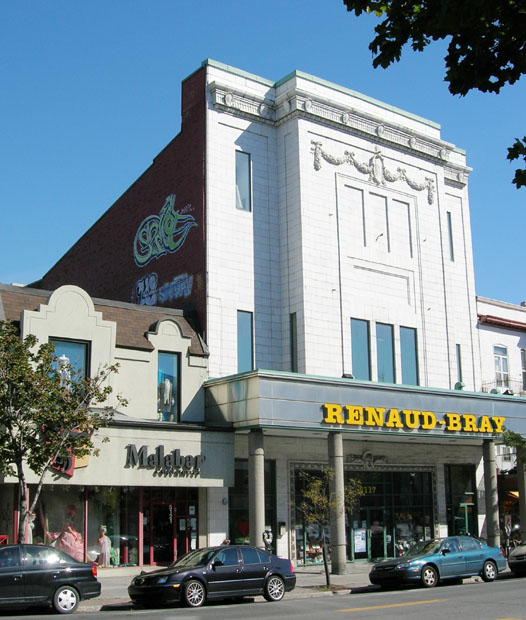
left=21, top=285, right=117, bottom=374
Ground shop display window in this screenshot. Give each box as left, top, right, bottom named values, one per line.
left=30, top=486, right=86, bottom=561
left=293, top=466, right=435, bottom=564
left=229, top=459, right=276, bottom=547
left=445, top=464, right=478, bottom=536
left=29, top=485, right=139, bottom=567
left=86, top=487, right=138, bottom=566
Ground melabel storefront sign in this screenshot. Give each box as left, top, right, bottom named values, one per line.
left=323, top=404, right=505, bottom=434
left=125, top=444, right=205, bottom=477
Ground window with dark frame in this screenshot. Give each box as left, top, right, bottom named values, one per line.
left=157, top=352, right=180, bottom=422
left=49, top=338, right=90, bottom=381
left=235, top=151, right=251, bottom=211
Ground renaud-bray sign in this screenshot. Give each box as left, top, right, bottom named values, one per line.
left=322, top=404, right=505, bottom=435
left=125, top=444, right=205, bottom=478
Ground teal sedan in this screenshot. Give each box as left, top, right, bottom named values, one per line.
left=370, top=536, right=506, bottom=588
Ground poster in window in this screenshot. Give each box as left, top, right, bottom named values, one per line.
left=354, top=529, right=367, bottom=554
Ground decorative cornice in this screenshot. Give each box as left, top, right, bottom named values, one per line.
left=311, top=141, right=436, bottom=204
left=208, top=81, right=468, bottom=178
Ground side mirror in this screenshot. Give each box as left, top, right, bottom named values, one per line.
left=441, top=548, right=451, bottom=555
left=212, top=559, right=224, bottom=568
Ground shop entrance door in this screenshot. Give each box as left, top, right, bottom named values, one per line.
left=350, top=508, right=390, bottom=562
left=150, top=502, right=177, bottom=565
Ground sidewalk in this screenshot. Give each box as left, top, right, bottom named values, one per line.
left=78, top=561, right=512, bottom=612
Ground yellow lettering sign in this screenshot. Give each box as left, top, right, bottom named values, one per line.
left=322, top=403, right=506, bottom=435
left=420, top=411, right=436, bottom=430
left=323, top=403, right=344, bottom=424
left=364, top=407, right=385, bottom=426
left=345, top=406, right=364, bottom=425
left=491, top=417, right=505, bottom=433
left=385, top=409, right=403, bottom=428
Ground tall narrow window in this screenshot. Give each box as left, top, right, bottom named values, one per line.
left=400, top=326, right=418, bottom=385
left=376, top=323, right=395, bottom=383
left=290, top=312, right=298, bottom=372
left=237, top=310, right=254, bottom=373
left=158, top=352, right=180, bottom=422
left=456, top=344, right=463, bottom=383
left=351, top=318, right=371, bottom=380
left=521, top=349, right=526, bottom=392
left=235, top=151, right=251, bottom=211
left=494, top=346, right=509, bottom=387
left=50, top=338, right=90, bottom=381
left=446, top=211, right=455, bottom=261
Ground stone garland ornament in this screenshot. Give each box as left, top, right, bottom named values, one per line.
left=311, top=141, right=435, bottom=205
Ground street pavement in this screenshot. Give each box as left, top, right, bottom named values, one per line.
left=78, top=561, right=513, bottom=612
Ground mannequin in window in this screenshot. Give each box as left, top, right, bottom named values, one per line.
left=158, top=377, right=174, bottom=421
left=57, top=354, right=71, bottom=388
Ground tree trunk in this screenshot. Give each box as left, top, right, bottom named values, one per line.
left=16, top=461, right=28, bottom=544
left=321, top=529, right=331, bottom=587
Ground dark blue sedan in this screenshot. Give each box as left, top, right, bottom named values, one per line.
left=370, top=536, right=506, bottom=588
left=129, top=545, right=296, bottom=608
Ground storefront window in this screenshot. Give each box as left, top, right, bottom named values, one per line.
left=29, top=486, right=139, bottom=566
left=445, top=464, right=478, bottom=536
left=86, top=486, right=138, bottom=566
left=30, top=486, right=86, bottom=561
left=228, top=459, right=276, bottom=548
left=293, top=466, right=434, bottom=564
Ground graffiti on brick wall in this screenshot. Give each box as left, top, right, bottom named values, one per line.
left=136, top=273, right=158, bottom=305
left=135, top=272, right=194, bottom=306
left=133, top=194, right=197, bottom=267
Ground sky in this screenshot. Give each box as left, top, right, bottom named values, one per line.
left=1, top=1, right=525, bottom=305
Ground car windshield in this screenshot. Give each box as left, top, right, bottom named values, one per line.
left=171, top=548, right=217, bottom=568
left=403, top=540, right=441, bottom=557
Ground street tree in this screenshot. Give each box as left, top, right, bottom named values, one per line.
left=296, top=468, right=363, bottom=586
left=502, top=428, right=526, bottom=462
left=0, top=321, right=126, bottom=543
left=342, top=0, right=526, bottom=188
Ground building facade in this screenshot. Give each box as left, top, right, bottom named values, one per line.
left=0, top=283, right=233, bottom=566
left=28, top=60, right=526, bottom=567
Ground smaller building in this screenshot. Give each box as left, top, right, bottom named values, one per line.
left=477, top=296, right=526, bottom=544
left=0, top=283, right=233, bottom=566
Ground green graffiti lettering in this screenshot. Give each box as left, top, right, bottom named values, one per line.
left=134, top=195, right=197, bottom=267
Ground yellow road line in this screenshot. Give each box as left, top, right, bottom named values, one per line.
left=337, top=599, right=446, bottom=612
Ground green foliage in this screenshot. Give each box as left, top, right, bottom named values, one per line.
left=0, top=321, right=126, bottom=541
left=342, top=0, right=526, bottom=187
left=502, top=428, right=526, bottom=462
left=298, top=468, right=363, bottom=527
left=508, top=137, right=526, bottom=188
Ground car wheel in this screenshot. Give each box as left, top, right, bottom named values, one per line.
left=53, top=586, right=80, bottom=614
left=183, top=579, right=206, bottom=608
left=264, top=575, right=285, bottom=602
left=421, top=565, right=438, bottom=588
left=481, top=560, right=497, bottom=582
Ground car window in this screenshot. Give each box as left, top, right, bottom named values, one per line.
left=459, top=537, right=482, bottom=552
left=240, top=547, right=261, bottom=565
left=257, top=549, right=271, bottom=563
left=404, top=540, right=440, bottom=556
left=215, top=547, right=239, bottom=566
left=0, top=547, right=21, bottom=568
left=24, top=546, right=71, bottom=566
left=174, top=548, right=216, bottom=567
left=441, top=539, right=460, bottom=553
